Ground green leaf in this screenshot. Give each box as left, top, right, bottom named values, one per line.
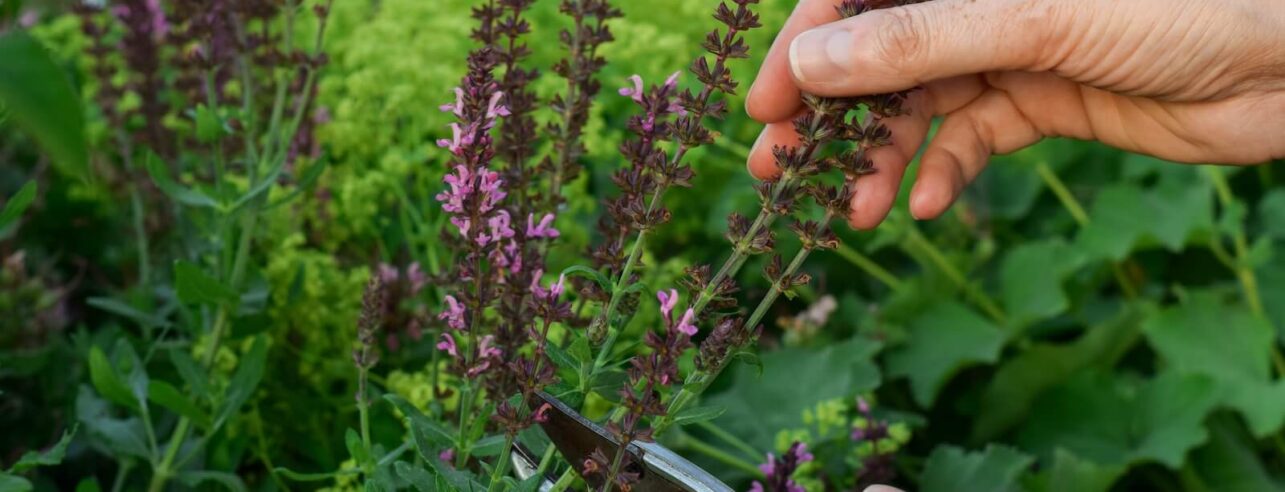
left=7, top=426, right=75, bottom=473
left=0, top=181, right=36, bottom=232
left=214, top=336, right=268, bottom=427
left=669, top=405, right=727, bottom=428
left=1018, top=372, right=1218, bottom=468
left=169, top=350, right=209, bottom=400
left=86, top=297, right=167, bottom=329
left=87, top=346, right=139, bottom=412
left=886, top=302, right=1005, bottom=406
left=394, top=461, right=438, bottom=492
left=0, top=32, right=87, bottom=176
left=1142, top=292, right=1285, bottom=437
left=0, top=474, right=33, bottom=492
left=470, top=435, right=506, bottom=457
left=1258, top=189, right=1285, bottom=240
left=384, top=394, right=454, bottom=459
left=75, top=386, right=151, bottom=460
left=193, top=104, right=224, bottom=144
left=174, top=261, right=238, bottom=306
left=568, top=337, right=592, bottom=364
left=346, top=428, right=371, bottom=465
left=710, top=336, right=882, bottom=449
left=1076, top=181, right=1213, bottom=261
left=972, top=307, right=1144, bottom=441
left=560, top=265, right=612, bottom=294
left=1023, top=449, right=1125, bottom=492
left=999, top=239, right=1086, bottom=326
left=144, top=151, right=220, bottom=209
left=147, top=380, right=209, bottom=428
left=74, top=478, right=102, bottom=492
left=175, top=471, right=246, bottom=492
left=920, top=445, right=1033, bottom=492
left=274, top=467, right=360, bottom=482
left=1189, top=418, right=1285, bottom=492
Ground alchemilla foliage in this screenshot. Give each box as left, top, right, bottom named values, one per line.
left=4, top=0, right=1285, bottom=491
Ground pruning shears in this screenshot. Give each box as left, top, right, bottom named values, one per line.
left=510, top=392, right=733, bottom=492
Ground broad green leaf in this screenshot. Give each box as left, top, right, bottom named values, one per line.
left=710, top=336, right=882, bottom=449
left=669, top=405, right=727, bottom=428
left=1076, top=181, right=1213, bottom=261
left=215, top=336, right=268, bottom=427
left=169, top=350, right=209, bottom=399
left=1023, top=449, right=1125, bottom=492
left=176, top=471, right=246, bottom=492
left=963, top=153, right=1044, bottom=220
left=144, top=152, right=220, bottom=209
left=174, top=261, right=238, bottom=306
left=87, top=346, right=139, bottom=412
left=193, top=104, right=224, bottom=144
left=0, top=474, right=32, bottom=492
left=886, top=302, right=1004, bottom=406
left=1190, top=418, right=1285, bottom=492
left=0, top=181, right=36, bottom=232
left=147, top=380, right=210, bottom=428
left=973, top=308, right=1143, bottom=441
left=384, top=394, right=454, bottom=458
left=999, top=239, right=1085, bottom=326
left=920, top=445, right=1033, bottom=492
left=346, top=428, right=371, bottom=465
left=7, top=426, right=75, bottom=473
left=75, top=386, right=151, bottom=460
left=470, top=435, right=506, bottom=457
left=1143, top=292, right=1285, bottom=436
left=1258, top=189, right=1285, bottom=240
left=0, top=32, right=86, bottom=176
left=1018, top=372, right=1218, bottom=468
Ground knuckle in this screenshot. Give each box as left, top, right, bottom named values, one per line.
left=871, top=8, right=929, bottom=71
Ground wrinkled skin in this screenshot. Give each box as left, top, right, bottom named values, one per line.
left=746, top=0, right=1285, bottom=229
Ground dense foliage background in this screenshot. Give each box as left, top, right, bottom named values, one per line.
left=4, top=0, right=1285, bottom=490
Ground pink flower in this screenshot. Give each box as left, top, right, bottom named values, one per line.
left=439, top=295, right=466, bottom=330
left=478, top=335, right=502, bottom=359
left=406, top=263, right=427, bottom=293
left=677, top=308, right=698, bottom=336
left=657, top=289, right=680, bottom=320
left=527, top=213, right=560, bottom=239
left=532, top=273, right=567, bottom=302
left=439, top=87, right=465, bottom=117
left=486, top=92, right=511, bottom=120
left=438, top=448, right=455, bottom=465
left=377, top=263, right=399, bottom=285
left=436, top=333, right=458, bottom=357
left=619, top=74, right=645, bottom=103
left=533, top=402, right=552, bottom=423
left=436, top=123, right=465, bottom=154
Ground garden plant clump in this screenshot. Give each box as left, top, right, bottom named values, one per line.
left=4, top=0, right=1285, bottom=491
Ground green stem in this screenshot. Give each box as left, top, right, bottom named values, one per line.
left=904, top=225, right=1007, bottom=324
left=1037, top=162, right=1136, bottom=298
left=834, top=243, right=903, bottom=291
left=485, top=434, right=517, bottom=492
left=694, top=421, right=761, bottom=462
left=548, top=468, right=577, bottom=492
left=111, top=460, right=133, bottom=492
left=680, top=434, right=765, bottom=478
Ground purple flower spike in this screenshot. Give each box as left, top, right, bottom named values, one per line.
left=619, top=74, right=645, bottom=103
left=677, top=308, right=698, bottom=336
left=439, top=295, right=466, bottom=330
left=657, top=289, right=680, bottom=320
left=436, top=333, right=458, bottom=357
left=527, top=213, right=560, bottom=239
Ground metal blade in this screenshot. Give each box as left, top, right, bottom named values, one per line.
left=533, top=392, right=732, bottom=492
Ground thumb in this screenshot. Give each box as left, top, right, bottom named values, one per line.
left=788, top=0, right=1081, bottom=96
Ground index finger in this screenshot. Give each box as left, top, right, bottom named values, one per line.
left=746, top=0, right=846, bottom=124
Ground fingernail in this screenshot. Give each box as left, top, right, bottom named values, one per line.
left=789, top=27, right=852, bottom=83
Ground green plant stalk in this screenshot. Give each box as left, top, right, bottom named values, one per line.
left=680, top=434, right=765, bottom=478
left=1036, top=162, right=1137, bottom=298
left=903, top=225, right=1008, bottom=324
left=834, top=243, right=903, bottom=291
left=357, top=369, right=373, bottom=462
left=548, top=467, right=577, bottom=492
left=695, top=421, right=761, bottom=462
left=654, top=229, right=816, bottom=436
left=485, top=434, right=517, bottom=492
left=111, top=460, right=133, bottom=492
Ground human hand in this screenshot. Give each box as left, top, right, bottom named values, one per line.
left=746, top=0, right=1285, bottom=228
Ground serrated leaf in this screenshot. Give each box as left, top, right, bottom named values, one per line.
left=710, top=336, right=882, bottom=450
left=1023, top=449, right=1124, bottom=492
left=920, top=445, right=1032, bottom=492
left=1142, top=292, right=1285, bottom=437
left=886, top=302, right=1004, bottom=406
left=147, top=380, right=209, bottom=428
left=8, top=426, right=75, bottom=473
left=999, top=239, right=1086, bottom=326
left=0, top=32, right=87, bottom=176
left=1018, top=372, right=1218, bottom=468
left=174, top=261, right=238, bottom=306
left=1076, top=181, right=1213, bottom=261
left=973, top=308, right=1144, bottom=441
left=75, top=386, right=151, bottom=460
left=0, top=181, right=36, bottom=232
left=144, top=151, right=220, bottom=209
left=87, top=346, right=138, bottom=412
left=395, top=461, right=438, bottom=492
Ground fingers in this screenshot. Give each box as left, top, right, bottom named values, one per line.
left=746, top=0, right=847, bottom=123
left=910, top=89, right=1043, bottom=220
left=746, top=117, right=804, bottom=180
left=788, top=0, right=1082, bottom=97
left=847, top=91, right=932, bottom=229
